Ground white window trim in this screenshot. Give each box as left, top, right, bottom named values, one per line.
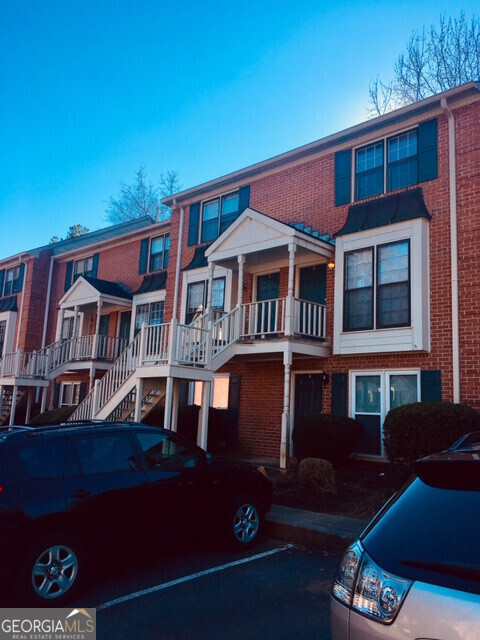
left=60, top=381, right=81, bottom=406
left=333, top=218, right=430, bottom=355
left=351, top=369, right=421, bottom=459
left=180, top=266, right=231, bottom=325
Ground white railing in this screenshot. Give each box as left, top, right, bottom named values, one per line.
left=294, top=299, right=327, bottom=339
left=0, top=350, right=48, bottom=379
left=69, top=332, right=142, bottom=421
left=241, top=298, right=286, bottom=337
left=176, top=323, right=210, bottom=366
left=141, top=323, right=170, bottom=364
left=212, top=307, right=240, bottom=357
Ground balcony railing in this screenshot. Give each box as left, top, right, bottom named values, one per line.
left=0, top=350, right=48, bottom=379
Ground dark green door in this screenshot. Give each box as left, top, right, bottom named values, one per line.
left=257, top=272, right=280, bottom=333
left=294, top=374, right=324, bottom=425
left=299, top=265, right=326, bottom=337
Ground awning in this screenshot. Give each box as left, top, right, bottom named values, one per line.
left=183, top=245, right=210, bottom=270
left=335, top=188, right=432, bottom=237
left=135, top=271, right=167, bottom=294
left=0, top=296, right=18, bottom=313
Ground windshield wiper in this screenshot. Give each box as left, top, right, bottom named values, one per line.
left=401, top=559, right=480, bottom=582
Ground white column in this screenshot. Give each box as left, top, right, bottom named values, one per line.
left=280, top=350, right=292, bottom=470
left=197, top=380, right=211, bottom=450
left=134, top=378, right=144, bottom=423
left=164, top=376, right=174, bottom=430
left=236, top=255, right=245, bottom=337
left=285, top=243, right=297, bottom=336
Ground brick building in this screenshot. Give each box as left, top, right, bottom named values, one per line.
left=1, top=82, right=479, bottom=467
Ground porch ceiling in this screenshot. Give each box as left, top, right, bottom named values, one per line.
left=205, top=208, right=334, bottom=268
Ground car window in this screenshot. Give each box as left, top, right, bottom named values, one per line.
left=136, top=432, right=199, bottom=471
left=17, top=439, right=67, bottom=478
left=71, top=433, right=138, bottom=475
left=363, top=477, right=480, bottom=594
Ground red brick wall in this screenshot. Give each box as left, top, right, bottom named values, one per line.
left=170, top=99, right=480, bottom=458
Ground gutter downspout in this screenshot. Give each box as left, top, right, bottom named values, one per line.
left=441, top=98, right=460, bottom=403
left=15, top=259, right=28, bottom=351
left=172, top=200, right=184, bottom=322
left=41, top=256, right=55, bottom=350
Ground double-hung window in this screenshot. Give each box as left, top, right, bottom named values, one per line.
left=344, top=240, right=410, bottom=331
left=355, top=129, right=419, bottom=200
left=135, top=301, right=165, bottom=334
left=3, top=265, right=23, bottom=296
left=201, top=191, right=240, bottom=243
left=73, top=256, right=95, bottom=282
left=185, top=278, right=225, bottom=325
left=149, top=234, right=170, bottom=271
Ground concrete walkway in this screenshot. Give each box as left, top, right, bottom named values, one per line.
left=265, top=504, right=368, bottom=553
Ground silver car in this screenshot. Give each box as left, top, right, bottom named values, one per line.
left=331, top=433, right=480, bottom=639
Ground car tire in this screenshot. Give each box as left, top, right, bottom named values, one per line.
left=17, top=532, right=85, bottom=605
left=225, top=494, right=263, bottom=551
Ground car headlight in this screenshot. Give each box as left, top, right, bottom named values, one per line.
left=332, top=542, right=412, bottom=624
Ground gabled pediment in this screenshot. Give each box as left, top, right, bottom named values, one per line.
left=205, top=208, right=333, bottom=264
left=59, top=276, right=132, bottom=309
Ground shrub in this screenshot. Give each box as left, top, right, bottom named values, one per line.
left=383, top=401, right=480, bottom=465
left=298, top=457, right=335, bottom=493
left=29, top=406, right=77, bottom=425
left=292, top=414, right=362, bottom=466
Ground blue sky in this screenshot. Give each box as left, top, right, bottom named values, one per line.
left=0, top=0, right=476, bottom=258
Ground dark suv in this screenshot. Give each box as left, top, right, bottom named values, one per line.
left=0, top=422, right=272, bottom=605
left=331, top=433, right=480, bottom=639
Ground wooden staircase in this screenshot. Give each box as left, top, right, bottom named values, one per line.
left=0, top=388, right=26, bottom=426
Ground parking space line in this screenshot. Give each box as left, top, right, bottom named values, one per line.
left=97, top=544, right=294, bottom=611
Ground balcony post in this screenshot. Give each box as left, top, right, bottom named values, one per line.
left=280, top=350, right=292, bottom=470
left=168, top=318, right=178, bottom=365
left=285, top=243, right=297, bottom=337
left=236, top=254, right=245, bottom=337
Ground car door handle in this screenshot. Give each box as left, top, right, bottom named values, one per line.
left=70, top=489, right=91, bottom=500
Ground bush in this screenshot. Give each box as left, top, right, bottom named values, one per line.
left=384, top=401, right=480, bottom=465
left=29, top=406, right=77, bottom=426
left=298, top=458, right=335, bottom=493
left=292, top=414, right=362, bottom=466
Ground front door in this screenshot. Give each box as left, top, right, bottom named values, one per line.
left=97, top=314, right=110, bottom=358
left=294, top=374, right=324, bottom=426
left=299, top=265, right=326, bottom=337
left=256, top=272, right=280, bottom=334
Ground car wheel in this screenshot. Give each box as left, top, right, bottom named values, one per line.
left=18, top=533, right=84, bottom=605
left=226, top=494, right=262, bottom=550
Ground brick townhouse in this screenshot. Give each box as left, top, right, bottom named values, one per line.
left=1, top=81, right=479, bottom=468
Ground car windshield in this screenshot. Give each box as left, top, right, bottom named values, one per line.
left=362, top=476, right=480, bottom=595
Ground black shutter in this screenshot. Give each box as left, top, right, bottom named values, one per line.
left=0, top=269, right=5, bottom=296
left=418, top=118, right=438, bottom=183
left=331, top=372, right=348, bottom=416
left=53, top=383, right=61, bottom=408
left=335, top=149, right=352, bottom=206
left=421, top=370, right=441, bottom=401
left=64, top=261, right=73, bottom=292
left=79, top=382, right=87, bottom=403
left=238, top=185, right=250, bottom=212
left=91, top=253, right=99, bottom=278
left=139, top=239, right=149, bottom=274
left=188, top=202, right=200, bottom=247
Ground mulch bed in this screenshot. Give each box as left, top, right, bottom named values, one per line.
left=267, top=462, right=411, bottom=521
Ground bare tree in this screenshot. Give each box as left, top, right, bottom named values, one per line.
left=368, top=12, right=480, bottom=116
left=105, top=167, right=182, bottom=224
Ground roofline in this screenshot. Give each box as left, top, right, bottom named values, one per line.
left=163, top=81, right=480, bottom=206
